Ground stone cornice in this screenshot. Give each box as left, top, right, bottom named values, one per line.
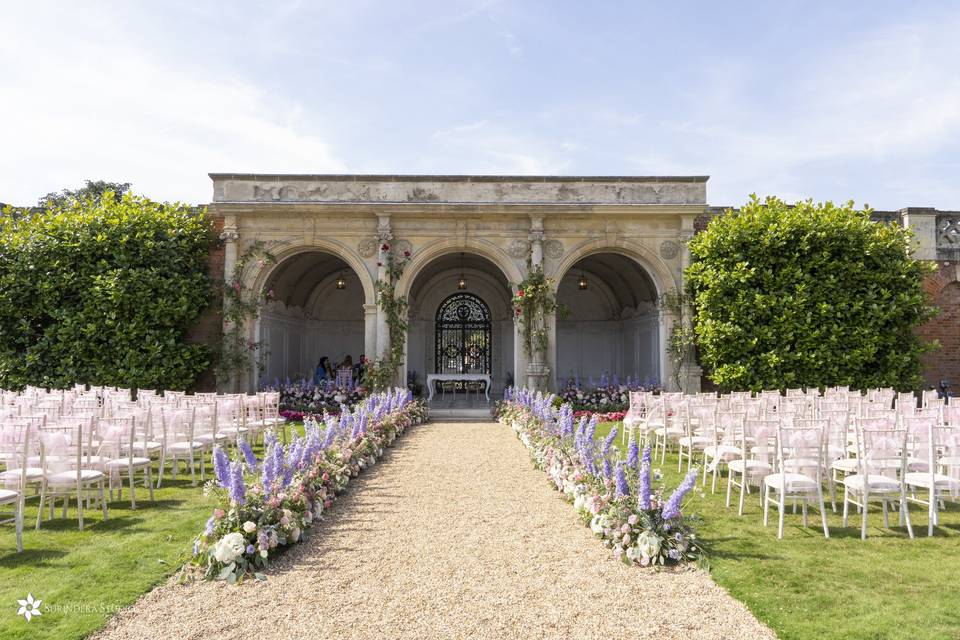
left=210, top=174, right=707, bottom=207
left=208, top=202, right=707, bottom=217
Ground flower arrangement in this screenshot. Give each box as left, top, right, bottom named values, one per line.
left=193, top=388, right=427, bottom=582
left=512, top=266, right=560, bottom=356
left=262, top=378, right=366, bottom=415
left=558, top=374, right=660, bottom=412
left=498, top=387, right=704, bottom=567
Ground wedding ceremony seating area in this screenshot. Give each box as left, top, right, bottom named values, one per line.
left=620, top=387, right=960, bottom=540
left=0, top=385, right=287, bottom=551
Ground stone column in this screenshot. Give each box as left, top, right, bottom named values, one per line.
left=675, top=216, right=702, bottom=393
left=375, top=214, right=392, bottom=360
left=363, top=303, right=378, bottom=361
left=525, top=215, right=550, bottom=392
left=901, top=207, right=940, bottom=261
left=219, top=220, right=241, bottom=392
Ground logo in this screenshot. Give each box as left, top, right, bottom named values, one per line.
left=16, top=594, right=42, bottom=622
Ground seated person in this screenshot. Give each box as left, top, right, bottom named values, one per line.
left=314, top=356, right=333, bottom=384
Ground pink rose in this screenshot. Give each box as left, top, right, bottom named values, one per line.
left=213, top=509, right=225, bottom=519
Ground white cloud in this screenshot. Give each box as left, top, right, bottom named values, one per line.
left=424, top=120, right=570, bottom=175
left=0, top=4, right=344, bottom=205
left=662, top=13, right=960, bottom=207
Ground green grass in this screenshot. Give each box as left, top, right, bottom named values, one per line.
left=594, top=422, right=960, bottom=640
left=0, top=424, right=306, bottom=640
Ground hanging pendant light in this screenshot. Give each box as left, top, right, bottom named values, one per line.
left=578, top=270, right=588, bottom=290
left=335, top=270, right=347, bottom=290
left=457, top=252, right=467, bottom=290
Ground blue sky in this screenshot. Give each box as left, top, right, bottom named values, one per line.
left=2, top=1, right=958, bottom=208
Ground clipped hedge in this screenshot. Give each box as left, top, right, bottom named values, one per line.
left=0, top=192, right=213, bottom=390
left=685, top=196, right=935, bottom=391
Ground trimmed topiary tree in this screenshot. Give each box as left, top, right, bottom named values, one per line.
left=685, top=195, right=936, bottom=391
left=0, top=192, right=212, bottom=390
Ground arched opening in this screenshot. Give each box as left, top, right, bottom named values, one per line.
left=555, top=252, right=660, bottom=388
left=435, top=292, right=492, bottom=375
left=406, top=252, right=514, bottom=400
left=258, top=251, right=367, bottom=385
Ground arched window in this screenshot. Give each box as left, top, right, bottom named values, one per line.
left=435, top=293, right=491, bottom=374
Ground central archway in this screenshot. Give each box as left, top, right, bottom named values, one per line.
left=405, top=252, right=514, bottom=400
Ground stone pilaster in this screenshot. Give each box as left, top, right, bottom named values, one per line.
left=528, top=214, right=545, bottom=267
left=375, top=214, right=392, bottom=359
left=901, top=207, right=939, bottom=261
left=218, top=219, right=240, bottom=392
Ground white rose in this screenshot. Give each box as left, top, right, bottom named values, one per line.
left=212, top=532, right=246, bottom=564
left=242, top=521, right=257, bottom=533
left=637, top=530, right=662, bottom=559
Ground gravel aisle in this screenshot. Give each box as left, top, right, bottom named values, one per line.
left=95, top=421, right=774, bottom=640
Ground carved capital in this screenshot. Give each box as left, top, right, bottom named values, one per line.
left=219, top=230, right=240, bottom=242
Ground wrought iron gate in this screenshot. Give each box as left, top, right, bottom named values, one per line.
left=434, top=293, right=492, bottom=374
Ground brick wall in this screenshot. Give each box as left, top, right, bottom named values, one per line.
left=918, top=262, right=960, bottom=392
left=186, top=213, right=225, bottom=391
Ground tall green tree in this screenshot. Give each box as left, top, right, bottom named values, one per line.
left=0, top=191, right=212, bottom=390
left=37, top=179, right=131, bottom=209
left=685, top=195, right=936, bottom=391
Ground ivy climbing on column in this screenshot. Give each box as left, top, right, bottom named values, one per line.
left=365, top=243, right=412, bottom=390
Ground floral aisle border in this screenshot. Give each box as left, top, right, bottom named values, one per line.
left=496, top=387, right=704, bottom=567
left=193, top=388, right=428, bottom=582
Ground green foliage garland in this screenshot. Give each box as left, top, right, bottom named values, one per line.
left=365, top=243, right=411, bottom=390
left=215, top=241, right=276, bottom=387
left=0, top=192, right=212, bottom=390
left=685, top=195, right=936, bottom=391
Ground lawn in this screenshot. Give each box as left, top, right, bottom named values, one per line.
left=593, top=421, right=960, bottom=640
left=0, top=424, right=305, bottom=640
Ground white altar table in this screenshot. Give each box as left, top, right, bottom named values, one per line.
left=426, top=373, right=492, bottom=403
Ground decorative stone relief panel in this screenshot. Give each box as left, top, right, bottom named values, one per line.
left=358, top=238, right=377, bottom=258
left=507, top=239, right=530, bottom=259
left=659, top=240, right=680, bottom=260
left=544, top=239, right=564, bottom=260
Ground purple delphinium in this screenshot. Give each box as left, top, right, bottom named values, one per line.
left=204, top=515, right=216, bottom=536
left=626, top=432, right=639, bottom=469
left=238, top=438, right=258, bottom=471
left=602, top=425, right=618, bottom=456
left=261, top=443, right=278, bottom=493
left=661, top=467, right=698, bottom=520
left=228, top=461, right=246, bottom=505
left=638, top=446, right=652, bottom=510
left=213, top=447, right=230, bottom=487
left=615, top=461, right=630, bottom=498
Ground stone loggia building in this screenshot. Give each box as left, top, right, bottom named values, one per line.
left=206, top=174, right=960, bottom=394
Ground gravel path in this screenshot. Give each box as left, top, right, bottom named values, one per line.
left=94, top=421, right=774, bottom=640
